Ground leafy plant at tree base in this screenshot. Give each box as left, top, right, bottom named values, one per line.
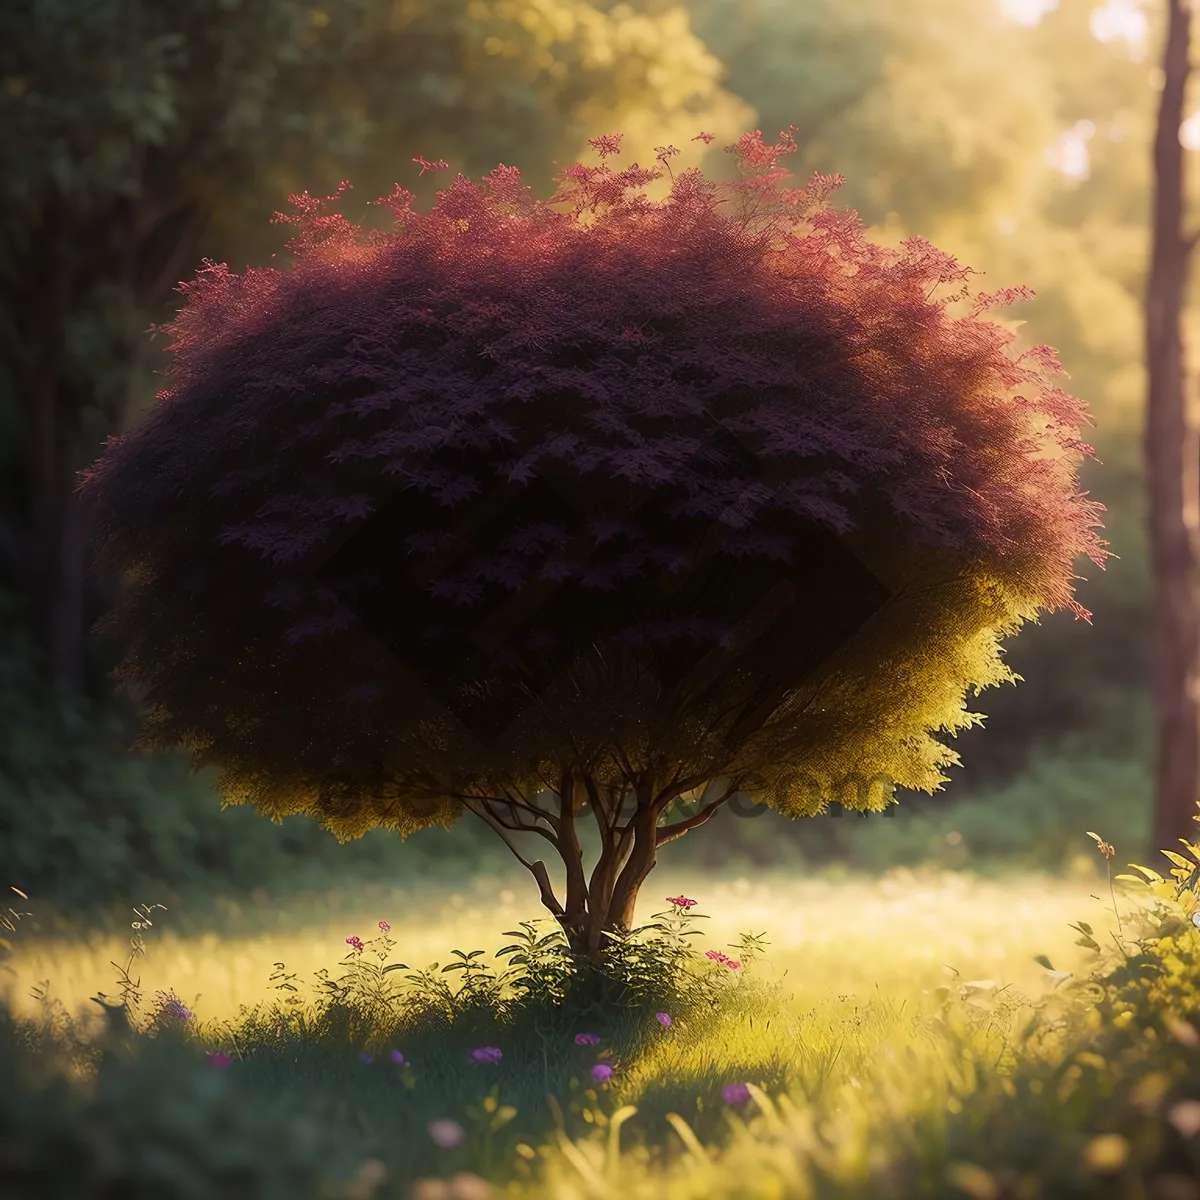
left=79, top=124, right=1106, bottom=957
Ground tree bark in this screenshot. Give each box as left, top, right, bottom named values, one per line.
left=1147, top=0, right=1200, bottom=852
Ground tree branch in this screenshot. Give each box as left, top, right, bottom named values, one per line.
left=462, top=798, right=564, bottom=917
left=655, top=778, right=742, bottom=847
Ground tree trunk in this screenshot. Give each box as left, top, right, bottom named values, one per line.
left=1147, top=0, right=1200, bottom=852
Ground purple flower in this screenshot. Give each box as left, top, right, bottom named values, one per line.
left=471, top=1046, right=503, bottom=1064
left=164, top=995, right=194, bottom=1022
left=427, top=1119, right=466, bottom=1149
left=723, top=1083, right=751, bottom=1104
left=360, top=1051, right=374, bottom=1064
left=590, top=1063, right=614, bottom=1084
left=206, top=1051, right=232, bottom=1067
left=378, top=920, right=391, bottom=933
left=574, top=1033, right=601, bottom=1045
left=390, top=1049, right=406, bottom=1065
left=656, top=1012, right=672, bottom=1027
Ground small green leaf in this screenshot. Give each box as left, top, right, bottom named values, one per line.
left=1034, top=955, right=1056, bottom=971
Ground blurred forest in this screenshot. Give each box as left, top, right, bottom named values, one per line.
left=0, top=0, right=1172, bottom=919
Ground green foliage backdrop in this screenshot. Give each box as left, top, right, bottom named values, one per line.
left=0, top=0, right=1166, bottom=914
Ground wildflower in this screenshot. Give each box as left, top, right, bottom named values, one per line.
left=722, top=1083, right=751, bottom=1104
left=162, top=992, right=194, bottom=1022
left=360, top=1051, right=374, bottom=1064
left=574, top=1033, right=601, bottom=1046
left=471, top=1046, right=503, bottom=1064
left=666, top=895, right=697, bottom=909
left=656, top=1012, right=672, bottom=1027
left=346, top=935, right=364, bottom=952
left=206, top=1051, right=232, bottom=1067
left=705, top=950, right=728, bottom=963
left=390, top=1049, right=406, bottom=1065
left=590, top=1063, right=614, bottom=1084
left=378, top=920, right=391, bottom=933
left=726, top=959, right=743, bottom=971
left=427, top=1119, right=466, bottom=1148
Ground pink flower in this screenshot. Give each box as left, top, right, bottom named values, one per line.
left=590, top=1063, right=614, bottom=1084
left=472, top=1046, right=503, bottom=1064
left=706, top=950, right=728, bottom=963
left=345, top=935, right=364, bottom=952
left=726, top=959, right=742, bottom=971
left=656, top=1012, right=672, bottom=1027
left=666, top=895, right=697, bottom=909
left=378, top=920, right=391, bottom=933
left=574, top=1033, right=601, bottom=1045
left=206, top=1051, right=232, bottom=1067
left=722, top=1083, right=751, bottom=1104
left=427, top=1119, right=465, bottom=1149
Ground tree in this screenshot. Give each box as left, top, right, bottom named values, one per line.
left=0, top=0, right=749, bottom=693
left=79, top=128, right=1106, bottom=956
left=1146, top=0, right=1200, bottom=850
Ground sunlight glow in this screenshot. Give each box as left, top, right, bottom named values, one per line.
left=1181, top=111, right=1200, bottom=151
left=1000, top=0, right=1058, bottom=25
left=1090, top=0, right=1149, bottom=58
left=1046, top=119, right=1096, bottom=181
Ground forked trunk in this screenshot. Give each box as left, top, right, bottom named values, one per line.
left=463, top=767, right=738, bottom=961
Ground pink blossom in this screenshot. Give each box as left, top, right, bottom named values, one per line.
left=427, top=1119, right=465, bottom=1149
left=574, top=1033, right=601, bottom=1045
left=726, top=959, right=742, bottom=971
left=656, top=1012, right=672, bottom=1027
left=378, top=920, right=391, bottom=932
left=666, top=895, right=697, bottom=909
left=590, top=1063, right=614, bottom=1084
left=706, top=950, right=728, bottom=963
left=345, top=935, right=364, bottom=952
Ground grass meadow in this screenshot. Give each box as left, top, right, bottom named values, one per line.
left=12, top=858, right=1195, bottom=1200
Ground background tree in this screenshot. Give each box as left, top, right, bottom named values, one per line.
left=0, top=0, right=749, bottom=694
left=1146, top=0, right=1200, bottom=849
left=79, top=129, right=1105, bottom=953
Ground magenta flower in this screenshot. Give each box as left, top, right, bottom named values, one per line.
left=656, top=1012, right=672, bottom=1027
left=345, top=935, right=364, bottom=952
left=590, top=1063, right=614, bottom=1084
left=666, top=895, right=697, bottom=909
left=206, top=1051, right=232, bottom=1067
left=378, top=920, right=391, bottom=933
left=726, top=959, right=743, bottom=971
left=706, top=950, right=728, bottom=963
left=427, top=1119, right=466, bottom=1149
left=471, top=1046, right=503, bottom=1064
left=574, top=1033, right=601, bottom=1046
left=390, top=1049, right=406, bottom=1065
left=722, top=1083, right=751, bottom=1104
left=360, top=1051, right=374, bottom=1064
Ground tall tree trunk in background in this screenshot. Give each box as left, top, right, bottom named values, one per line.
left=1147, top=0, right=1200, bottom=850
left=17, top=197, right=86, bottom=694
